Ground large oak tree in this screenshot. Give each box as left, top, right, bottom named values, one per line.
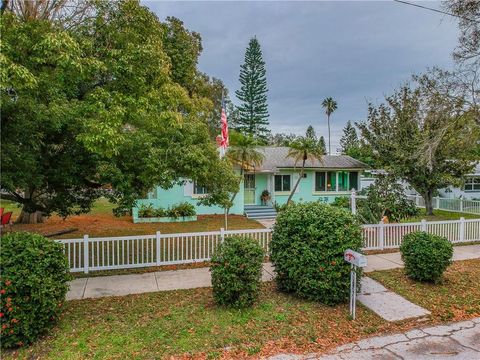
left=1, top=0, right=237, bottom=223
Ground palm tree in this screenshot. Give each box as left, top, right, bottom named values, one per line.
left=321, top=97, right=338, bottom=155
left=286, top=130, right=324, bottom=203
left=226, top=131, right=265, bottom=212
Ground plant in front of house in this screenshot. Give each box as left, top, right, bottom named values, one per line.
left=0, top=232, right=71, bottom=349
left=210, top=236, right=264, bottom=308
left=400, top=231, right=453, bottom=283
left=270, top=202, right=363, bottom=305
left=138, top=203, right=196, bottom=219
left=260, top=190, right=271, bottom=205
left=357, top=175, right=419, bottom=224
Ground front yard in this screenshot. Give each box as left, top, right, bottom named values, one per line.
left=1, top=199, right=264, bottom=238
left=369, top=259, right=480, bottom=322
left=5, top=259, right=480, bottom=360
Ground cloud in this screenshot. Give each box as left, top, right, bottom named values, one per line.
left=144, top=1, right=458, bottom=148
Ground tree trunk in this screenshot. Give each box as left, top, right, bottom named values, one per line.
left=16, top=207, right=46, bottom=224
left=287, top=163, right=305, bottom=203
left=424, top=191, right=434, bottom=216
left=327, top=114, right=331, bottom=155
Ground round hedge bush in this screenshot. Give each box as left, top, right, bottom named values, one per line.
left=210, top=235, right=264, bottom=308
left=400, top=231, right=453, bottom=283
left=1, top=232, right=71, bottom=348
left=270, top=202, right=363, bottom=305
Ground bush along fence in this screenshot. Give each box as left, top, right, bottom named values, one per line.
left=55, top=218, right=480, bottom=273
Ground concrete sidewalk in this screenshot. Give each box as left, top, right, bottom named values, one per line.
left=270, top=318, right=480, bottom=359
left=67, top=245, right=480, bottom=300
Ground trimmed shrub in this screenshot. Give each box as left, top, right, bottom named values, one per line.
left=400, top=231, right=453, bottom=283
left=1, top=232, right=71, bottom=348
left=210, top=236, right=264, bottom=308
left=270, top=202, right=363, bottom=305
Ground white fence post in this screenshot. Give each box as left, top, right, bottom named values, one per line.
left=156, top=231, right=161, bottom=266
left=459, top=217, right=465, bottom=243
left=83, top=234, right=89, bottom=274
left=460, top=198, right=464, bottom=212
left=351, top=189, right=357, bottom=215
left=421, top=219, right=427, bottom=232
left=379, top=219, right=385, bottom=250
left=220, top=228, right=225, bottom=243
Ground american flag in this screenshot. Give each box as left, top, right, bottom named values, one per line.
left=219, top=97, right=229, bottom=157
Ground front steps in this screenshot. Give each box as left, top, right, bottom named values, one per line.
left=244, top=205, right=277, bottom=219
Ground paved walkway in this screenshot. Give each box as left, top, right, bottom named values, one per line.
left=358, top=277, right=430, bottom=322
left=67, top=245, right=480, bottom=300
left=269, top=318, right=480, bottom=359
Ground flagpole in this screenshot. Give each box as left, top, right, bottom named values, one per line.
left=221, top=90, right=228, bottom=230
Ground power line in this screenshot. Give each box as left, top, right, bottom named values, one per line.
left=393, top=0, right=479, bottom=23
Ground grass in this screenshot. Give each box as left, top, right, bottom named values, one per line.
left=402, top=209, right=480, bottom=222
left=4, top=283, right=410, bottom=360
left=1, top=199, right=264, bottom=238
left=4, top=263, right=480, bottom=359
left=369, top=259, right=480, bottom=322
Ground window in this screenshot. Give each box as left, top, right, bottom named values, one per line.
left=315, top=171, right=358, bottom=192
left=193, top=181, right=208, bottom=195
left=315, top=172, right=326, bottom=192
left=465, top=177, right=480, bottom=191
left=350, top=172, right=359, bottom=191
left=275, top=174, right=291, bottom=192
left=337, top=171, right=349, bottom=191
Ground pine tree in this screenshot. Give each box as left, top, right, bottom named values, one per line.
left=319, top=136, right=327, bottom=155
left=235, top=37, right=270, bottom=142
left=339, top=121, right=359, bottom=154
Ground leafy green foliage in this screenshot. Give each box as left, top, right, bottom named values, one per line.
left=339, top=121, right=359, bottom=154
left=358, top=80, right=477, bottom=215
left=331, top=196, right=350, bottom=209
left=138, top=202, right=195, bottom=218
left=400, top=231, right=453, bottom=283
left=235, top=37, right=270, bottom=142
left=0, top=232, right=71, bottom=348
left=0, top=2, right=238, bottom=222
left=321, top=97, right=337, bottom=154
left=357, top=175, right=419, bottom=224
left=270, top=202, right=363, bottom=305
left=210, top=236, right=264, bottom=308
left=286, top=126, right=325, bottom=202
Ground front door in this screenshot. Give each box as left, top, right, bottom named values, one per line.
left=244, top=174, right=256, bottom=205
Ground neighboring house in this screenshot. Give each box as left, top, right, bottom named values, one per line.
left=361, top=163, right=480, bottom=201
left=134, top=147, right=369, bottom=218
left=439, top=163, right=480, bottom=200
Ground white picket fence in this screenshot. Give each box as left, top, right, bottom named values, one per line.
left=362, top=218, right=480, bottom=250
left=406, top=195, right=480, bottom=215
left=56, top=228, right=271, bottom=273
left=56, top=219, right=480, bottom=273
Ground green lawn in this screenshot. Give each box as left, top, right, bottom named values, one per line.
left=4, top=283, right=401, bottom=360
left=402, top=209, right=480, bottom=222
left=369, top=259, right=480, bottom=322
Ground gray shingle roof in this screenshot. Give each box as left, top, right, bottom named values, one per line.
left=253, top=147, right=369, bottom=172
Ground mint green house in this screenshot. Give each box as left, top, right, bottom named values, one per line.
left=134, top=147, right=369, bottom=220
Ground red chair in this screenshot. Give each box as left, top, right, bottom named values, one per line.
left=0, top=212, right=13, bottom=233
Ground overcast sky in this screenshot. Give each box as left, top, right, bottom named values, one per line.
left=144, top=1, right=459, bottom=151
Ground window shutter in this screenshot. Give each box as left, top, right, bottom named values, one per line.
left=184, top=180, right=194, bottom=197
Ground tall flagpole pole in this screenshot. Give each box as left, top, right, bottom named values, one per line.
left=221, top=91, right=228, bottom=231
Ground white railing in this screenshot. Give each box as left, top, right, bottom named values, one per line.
left=55, top=228, right=271, bottom=273
left=362, top=218, right=480, bottom=250
left=406, top=195, right=480, bottom=215
left=56, top=219, right=480, bottom=272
